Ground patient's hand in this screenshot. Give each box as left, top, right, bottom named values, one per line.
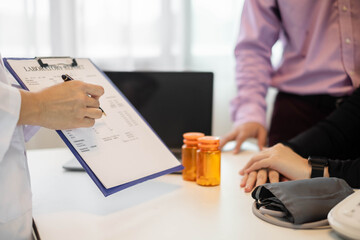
left=240, top=169, right=281, bottom=193
left=239, top=143, right=311, bottom=192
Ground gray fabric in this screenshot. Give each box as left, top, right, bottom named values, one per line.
left=252, top=178, right=354, bottom=224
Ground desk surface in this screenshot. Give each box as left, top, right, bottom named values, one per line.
left=27, top=148, right=340, bottom=240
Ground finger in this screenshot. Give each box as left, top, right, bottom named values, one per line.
left=280, top=175, right=290, bottom=182
left=240, top=151, right=270, bottom=174
left=84, top=83, right=105, bottom=98
left=79, top=117, right=96, bottom=128
left=219, top=131, right=237, bottom=149
left=256, top=169, right=267, bottom=187
left=245, top=159, right=271, bottom=174
left=85, top=97, right=100, bottom=108
left=240, top=173, right=248, bottom=188
left=257, top=128, right=267, bottom=151
left=85, top=108, right=103, bottom=119
left=245, top=171, right=257, bottom=192
left=268, top=170, right=279, bottom=183
left=233, top=134, right=247, bottom=154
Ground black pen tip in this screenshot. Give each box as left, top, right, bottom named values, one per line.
left=62, top=74, right=73, bottom=81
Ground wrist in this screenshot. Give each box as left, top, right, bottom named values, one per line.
left=18, top=90, right=41, bottom=126
left=324, top=166, right=330, bottom=177
left=305, top=159, right=312, bottom=179
left=308, top=156, right=329, bottom=178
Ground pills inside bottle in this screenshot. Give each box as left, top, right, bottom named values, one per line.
left=182, top=132, right=205, bottom=181
left=196, top=136, right=221, bottom=186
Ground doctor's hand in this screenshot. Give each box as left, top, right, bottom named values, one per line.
left=239, top=144, right=312, bottom=182
left=18, top=80, right=105, bottom=129
left=220, top=122, right=267, bottom=154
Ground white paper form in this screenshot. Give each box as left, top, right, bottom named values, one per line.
left=6, top=58, right=181, bottom=189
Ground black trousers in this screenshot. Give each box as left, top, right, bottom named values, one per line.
left=268, top=91, right=347, bottom=146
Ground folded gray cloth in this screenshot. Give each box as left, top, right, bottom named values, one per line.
left=252, top=178, right=354, bottom=225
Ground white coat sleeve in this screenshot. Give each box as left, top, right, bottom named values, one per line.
left=23, top=125, right=41, bottom=142
left=3, top=68, right=41, bottom=142
left=0, top=81, right=21, bottom=162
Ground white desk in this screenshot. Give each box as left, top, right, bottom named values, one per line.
left=27, top=148, right=340, bottom=240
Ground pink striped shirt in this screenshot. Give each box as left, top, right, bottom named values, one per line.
left=231, top=0, right=360, bottom=128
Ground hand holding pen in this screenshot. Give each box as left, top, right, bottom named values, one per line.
left=62, top=74, right=107, bottom=116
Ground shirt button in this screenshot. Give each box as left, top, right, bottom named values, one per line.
left=346, top=38, right=351, bottom=44
left=342, top=6, right=348, bottom=12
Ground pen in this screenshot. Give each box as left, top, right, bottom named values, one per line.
left=61, top=74, right=106, bottom=116
left=61, top=74, right=73, bottom=82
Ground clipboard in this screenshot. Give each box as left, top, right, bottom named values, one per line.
left=4, top=56, right=184, bottom=196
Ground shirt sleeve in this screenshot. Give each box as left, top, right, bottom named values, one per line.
left=285, top=87, right=360, bottom=160
left=285, top=87, right=360, bottom=188
left=231, top=0, right=281, bottom=127
left=328, top=158, right=360, bottom=188
left=0, top=81, right=21, bottom=162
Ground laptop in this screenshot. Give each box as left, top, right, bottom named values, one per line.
left=63, top=71, right=213, bottom=171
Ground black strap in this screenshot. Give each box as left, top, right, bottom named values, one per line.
left=310, top=165, right=324, bottom=178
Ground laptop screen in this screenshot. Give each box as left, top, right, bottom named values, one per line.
left=103, top=71, right=213, bottom=150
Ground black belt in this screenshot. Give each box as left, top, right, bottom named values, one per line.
left=277, top=91, right=349, bottom=111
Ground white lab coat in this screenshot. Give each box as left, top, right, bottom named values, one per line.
left=0, top=57, right=35, bottom=240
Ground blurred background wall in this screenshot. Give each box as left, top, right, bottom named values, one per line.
left=0, top=0, right=279, bottom=149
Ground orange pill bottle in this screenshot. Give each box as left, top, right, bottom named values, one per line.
left=182, top=132, right=205, bottom=181
left=196, top=136, right=221, bottom=186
